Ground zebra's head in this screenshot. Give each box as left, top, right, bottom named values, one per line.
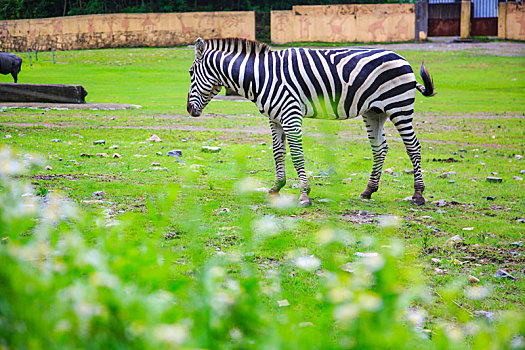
left=187, top=38, right=222, bottom=117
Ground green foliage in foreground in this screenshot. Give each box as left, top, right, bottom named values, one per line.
left=1, top=46, right=523, bottom=115
left=1, top=148, right=524, bottom=349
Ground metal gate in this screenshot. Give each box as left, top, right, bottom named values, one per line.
left=428, top=0, right=498, bottom=37
left=471, top=0, right=498, bottom=36
left=428, top=0, right=461, bottom=36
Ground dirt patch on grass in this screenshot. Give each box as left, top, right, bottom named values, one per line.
left=342, top=210, right=378, bottom=225
left=368, top=41, right=525, bottom=57
left=1, top=122, right=270, bottom=135
left=430, top=243, right=524, bottom=267
left=29, top=174, right=120, bottom=182
left=421, top=114, right=525, bottom=120
left=0, top=102, right=141, bottom=110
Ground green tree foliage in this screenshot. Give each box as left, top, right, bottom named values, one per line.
left=0, top=0, right=411, bottom=20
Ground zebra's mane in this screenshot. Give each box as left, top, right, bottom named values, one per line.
left=204, top=38, right=272, bottom=55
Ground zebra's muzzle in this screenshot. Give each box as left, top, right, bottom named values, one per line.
left=188, top=106, right=201, bottom=117
left=187, top=100, right=202, bottom=117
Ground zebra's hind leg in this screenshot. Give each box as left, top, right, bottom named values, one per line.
left=389, top=110, right=425, bottom=205
left=268, top=120, right=287, bottom=195
left=360, top=111, right=389, bottom=200
left=282, top=119, right=312, bottom=207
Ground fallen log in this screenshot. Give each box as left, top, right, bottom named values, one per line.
left=0, top=83, right=87, bottom=103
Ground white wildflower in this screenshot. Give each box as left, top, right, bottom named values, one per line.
left=378, top=215, right=402, bottom=229
left=465, top=286, right=489, bottom=300
left=357, top=293, right=383, bottom=312
left=294, top=255, right=321, bottom=271
left=334, top=303, right=359, bottom=321
left=251, top=216, right=279, bottom=237
left=153, top=323, right=188, bottom=345
left=236, top=177, right=263, bottom=193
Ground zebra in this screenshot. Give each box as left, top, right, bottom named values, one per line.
left=186, top=38, right=435, bottom=207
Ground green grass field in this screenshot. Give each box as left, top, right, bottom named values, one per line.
left=1, top=44, right=524, bottom=348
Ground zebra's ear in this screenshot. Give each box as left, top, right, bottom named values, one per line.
left=195, top=38, right=206, bottom=60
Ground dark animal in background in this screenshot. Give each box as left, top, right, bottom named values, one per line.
left=0, top=52, right=23, bottom=83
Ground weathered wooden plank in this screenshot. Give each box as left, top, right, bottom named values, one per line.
left=0, top=83, right=87, bottom=103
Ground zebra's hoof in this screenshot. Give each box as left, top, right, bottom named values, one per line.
left=411, top=195, right=425, bottom=206
left=268, top=189, right=280, bottom=196
left=359, top=193, right=372, bottom=200
left=298, top=194, right=312, bottom=207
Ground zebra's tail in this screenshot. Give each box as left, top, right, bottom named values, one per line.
left=416, top=62, right=435, bottom=97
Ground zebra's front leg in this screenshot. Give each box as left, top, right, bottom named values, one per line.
left=282, top=122, right=312, bottom=207
left=360, top=112, right=389, bottom=200
left=268, top=120, right=287, bottom=195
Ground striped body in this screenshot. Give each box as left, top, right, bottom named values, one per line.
left=187, top=38, right=434, bottom=206
left=230, top=47, right=416, bottom=121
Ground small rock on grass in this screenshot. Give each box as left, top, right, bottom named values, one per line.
left=445, top=234, right=464, bottom=246
left=317, top=198, right=333, bottom=203
left=487, top=176, right=502, bottom=183
left=147, top=134, right=162, bottom=143
left=109, top=145, right=119, bottom=149
left=96, top=153, right=109, bottom=158
left=468, top=275, right=480, bottom=284
left=93, top=140, right=105, bottom=145
left=80, top=153, right=93, bottom=158
left=167, top=150, right=182, bottom=157
left=156, top=151, right=163, bottom=156
left=92, top=191, right=105, bottom=198
left=474, top=311, right=494, bottom=322
left=214, top=207, right=230, bottom=215
left=299, top=322, right=314, bottom=328
left=202, top=146, right=221, bottom=153
left=149, top=166, right=168, bottom=171
left=151, top=162, right=161, bottom=167
left=50, top=139, right=61, bottom=143
left=494, top=269, right=516, bottom=280
left=432, top=199, right=447, bottom=207
left=486, top=196, right=496, bottom=201
left=112, top=153, right=122, bottom=159
left=44, top=165, right=53, bottom=171
left=431, top=258, right=441, bottom=264
left=340, top=262, right=355, bottom=273
left=513, top=176, right=523, bottom=181
left=277, top=299, right=290, bottom=307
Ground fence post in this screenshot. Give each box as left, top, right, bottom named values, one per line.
left=497, top=1, right=506, bottom=39
left=28, top=49, right=32, bottom=67
left=415, top=0, right=428, bottom=41
left=460, top=0, right=472, bottom=38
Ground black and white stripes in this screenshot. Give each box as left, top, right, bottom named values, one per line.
left=187, top=38, right=435, bottom=206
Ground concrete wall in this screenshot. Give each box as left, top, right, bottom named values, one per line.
left=271, top=4, right=415, bottom=44
left=498, top=1, right=525, bottom=41
left=0, top=12, right=255, bottom=52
